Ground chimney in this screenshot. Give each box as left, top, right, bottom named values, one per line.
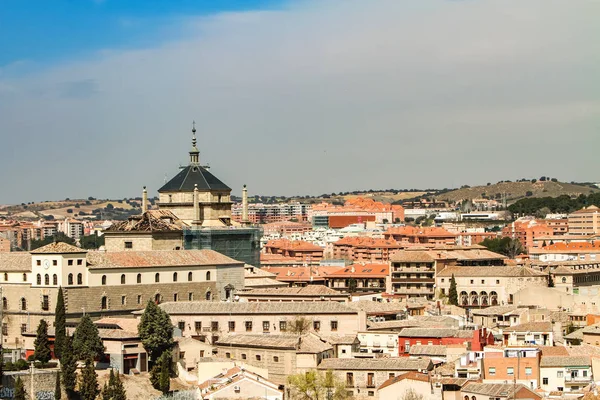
left=142, top=186, right=148, bottom=213
left=193, top=184, right=200, bottom=223
left=242, top=184, right=249, bottom=225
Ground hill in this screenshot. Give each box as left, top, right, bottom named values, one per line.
left=2, top=198, right=142, bottom=221
left=437, top=181, right=598, bottom=204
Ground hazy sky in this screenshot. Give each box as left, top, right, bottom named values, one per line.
left=1, top=0, right=599, bottom=205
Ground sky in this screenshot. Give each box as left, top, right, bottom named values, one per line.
left=0, top=0, right=599, bottom=204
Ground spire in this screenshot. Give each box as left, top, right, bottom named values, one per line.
left=189, top=121, right=199, bottom=164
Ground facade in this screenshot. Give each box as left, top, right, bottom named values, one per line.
left=199, top=367, right=283, bottom=400
left=326, top=264, right=388, bottom=293
left=310, top=198, right=405, bottom=227
left=568, top=205, right=600, bottom=235
left=356, top=331, right=399, bottom=357
left=384, top=226, right=457, bottom=245
left=377, top=372, right=436, bottom=400
left=502, top=219, right=554, bottom=249
left=331, top=237, right=403, bottom=263
left=502, top=322, right=554, bottom=346
left=460, top=383, right=542, bottom=400
left=539, top=356, right=592, bottom=393
left=529, top=241, right=600, bottom=262
left=263, top=239, right=324, bottom=263
left=482, top=346, right=541, bottom=390
left=231, top=202, right=310, bottom=224
left=397, top=328, right=493, bottom=356
left=390, top=251, right=453, bottom=299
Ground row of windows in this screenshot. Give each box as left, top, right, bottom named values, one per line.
left=101, top=271, right=211, bottom=285
left=488, top=366, right=533, bottom=376
left=100, top=290, right=213, bottom=310
left=345, top=372, right=381, bottom=388
left=2, top=273, right=27, bottom=282
left=2, top=296, right=50, bottom=311
left=36, top=274, right=58, bottom=286
left=224, top=352, right=278, bottom=362
left=34, top=259, right=84, bottom=267
left=183, top=319, right=338, bottom=333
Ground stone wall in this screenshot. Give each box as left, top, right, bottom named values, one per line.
left=2, top=369, right=64, bottom=400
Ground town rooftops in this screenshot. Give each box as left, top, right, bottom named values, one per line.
left=105, top=210, right=187, bottom=232
left=571, top=205, right=600, bottom=214
left=327, top=264, right=389, bottom=278
left=408, top=345, right=447, bottom=357
left=215, top=334, right=332, bottom=354
left=471, top=305, right=518, bottom=316
left=158, top=164, right=230, bottom=192
left=378, top=372, right=430, bottom=390
left=503, top=321, right=553, bottom=333
left=462, top=383, right=539, bottom=398
left=399, top=328, right=469, bottom=338
left=390, top=251, right=438, bottom=263
left=264, top=239, right=323, bottom=252
left=345, top=300, right=407, bottom=314
left=368, top=316, right=459, bottom=331
left=86, top=249, right=240, bottom=269
left=319, top=334, right=359, bottom=345
left=0, top=253, right=32, bottom=272
left=30, top=241, right=86, bottom=254
left=437, top=266, right=545, bottom=278
left=540, top=356, right=591, bottom=367
left=154, top=301, right=357, bottom=315
left=238, top=285, right=346, bottom=297
left=318, top=357, right=432, bottom=371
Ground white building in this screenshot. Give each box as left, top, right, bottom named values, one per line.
left=539, top=356, right=592, bottom=393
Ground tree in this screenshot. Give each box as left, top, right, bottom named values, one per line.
left=150, top=351, right=171, bottom=394
left=138, top=300, right=174, bottom=366
left=287, top=370, right=348, bottom=400
left=55, top=287, right=66, bottom=360
left=34, top=319, right=52, bottom=364
left=348, top=278, right=357, bottom=293
left=14, top=377, right=26, bottom=400
left=504, top=238, right=524, bottom=259
left=102, top=369, right=127, bottom=400
left=30, top=232, right=76, bottom=251
left=401, top=388, right=424, bottom=400
left=448, top=274, right=458, bottom=306
left=55, top=372, right=62, bottom=400
left=288, top=316, right=312, bottom=334
left=73, top=315, right=104, bottom=360
left=61, top=336, right=77, bottom=397
left=79, top=358, right=100, bottom=400
left=548, top=272, right=555, bottom=288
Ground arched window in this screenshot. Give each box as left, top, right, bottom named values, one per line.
left=155, top=273, right=160, bottom=283
left=102, top=275, right=107, bottom=285
left=53, top=274, right=58, bottom=286
left=188, top=272, right=193, bottom=282
left=77, top=273, right=83, bottom=285
left=3, top=273, right=7, bottom=281
left=173, top=272, right=178, bottom=282
left=121, top=274, right=126, bottom=285
left=37, top=274, right=41, bottom=285
left=68, top=274, right=74, bottom=285
left=206, top=271, right=211, bottom=281
left=471, top=396, right=476, bottom=400
left=20, top=298, right=27, bottom=311
left=154, top=293, right=161, bottom=304
left=137, top=273, right=142, bottom=284
left=44, top=274, right=49, bottom=285
left=562, top=277, right=567, bottom=283
left=101, top=296, right=107, bottom=310
left=2, top=297, right=7, bottom=310
left=206, top=291, right=212, bottom=301
left=464, top=396, right=469, bottom=400
left=22, top=273, right=27, bottom=282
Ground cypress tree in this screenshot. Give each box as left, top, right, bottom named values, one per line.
left=138, top=300, right=174, bottom=365
left=107, top=369, right=126, bottom=400
left=101, top=382, right=111, bottom=400
left=54, top=287, right=66, bottom=360
left=14, top=377, right=26, bottom=400
left=55, top=372, right=62, bottom=400
left=73, top=315, right=104, bottom=360
left=158, top=352, right=171, bottom=394
left=548, top=272, right=555, bottom=288
left=79, top=358, right=100, bottom=400
left=34, top=319, right=52, bottom=364
left=448, top=274, right=458, bottom=306
left=61, top=336, right=77, bottom=398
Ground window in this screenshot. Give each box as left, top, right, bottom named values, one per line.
left=41, top=295, right=49, bottom=311
left=188, top=293, right=193, bottom=301
left=68, top=274, right=74, bottom=285
left=36, top=260, right=41, bottom=266
left=125, top=241, right=133, bottom=249
left=77, top=273, right=83, bottom=285
left=241, top=354, right=247, bottom=360
left=543, top=377, right=548, bottom=385
left=256, top=355, right=262, bottom=361
left=273, top=356, right=279, bottom=362
left=225, top=352, right=231, bottom=359
left=263, top=321, right=270, bottom=332
left=137, top=295, right=142, bottom=304
left=21, top=324, right=27, bottom=334
left=525, top=367, right=532, bottom=376
left=346, top=373, right=354, bottom=386
left=155, top=293, right=161, bottom=304
left=173, top=293, right=178, bottom=302
left=367, top=373, right=375, bottom=388
left=44, top=274, right=49, bottom=285
left=188, top=272, right=193, bottom=282
left=2, top=323, right=7, bottom=336
left=121, top=296, right=126, bottom=305
left=211, top=321, right=219, bottom=332
left=137, top=273, right=142, bottom=284
left=470, top=279, right=474, bottom=284
left=101, top=296, right=107, bottom=310
left=557, top=371, right=564, bottom=378
left=481, top=279, right=485, bottom=284
left=121, top=274, right=126, bottom=284
left=389, top=373, right=395, bottom=380
left=206, top=271, right=211, bottom=281
left=52, top=274, right=57, bottom=285
left=488, top=367, right=496, bottom=376
left=331, top=321, right=338, bottom=331
left=583, top=370, right=588, bottom=377
left=53, top=260, right=57, bottom=266
left=102, top=275, right=107, bottom=285
left=206, top=291, right=212, bottom=301
left=173, top=272, right=178, bottom=282
left=1, top=297, right=6, bottom=310
left=178, top=321, right=185, bottom=331
left=507, top=367, right=514, bottom=376
left=245, top=321, right=253, bottom=332
left=368, top=391, right=375, bottom=397
left=20, top=298, right=27, bottom=311
left=496, top=279, right=500, bottom=284
left=313, top=320, right=321, bottom=331
left=195, top=321, right=202, bottom=331
left=155, top=273, right=160, bottom=283
left=228, top=321, right=235, bottom=332
left=77, top=259, right=83, bottom=266
left=279, top=321, right=287, bottom=331
left=22, top=273, right=26, bottom=282
left=68, top=260, right=73, bottom=266
left=36, top=274, right=41, bottom=285
left=441, top=279, right=445, bottom=283
left=557, top=387, right=563, bottom=392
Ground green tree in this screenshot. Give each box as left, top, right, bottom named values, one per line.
left=30, top=232, right=76, bottom=251
left=14, top=377, right=26, bottom=400
left=102, top=369, right=126, bottom=400
left=287, top=370, right=348, bottom=400
left=54, top=287, right=66, bottom=360
left=448, top=274, right=458, bottom=306
left=55, top=372, right=62, bottom=400
left=288, top=316, right=312, bottom=334
left=61, top=336, right=77, bottom=397
left=73, top=315, right=104, bottom=360
left=548, top=273, right=555, bottom=288
left=138, top=300, right=174, bottom=365
left=79, top=358, right=100, bottom=400
left=81, top=233, right=105, bottom=250
left=34, top=319, right=52, bottom=364
left=348, top=278, right=357, bottom=293
left=150, top=351, right=171, bottom=394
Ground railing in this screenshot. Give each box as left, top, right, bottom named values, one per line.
left=565, top=376, right=591, bottom=383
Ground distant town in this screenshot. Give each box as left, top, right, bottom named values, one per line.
left=1, top=129, right=600, bottom=400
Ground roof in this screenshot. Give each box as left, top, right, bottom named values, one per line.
left=471, top=305, right=518, bottom=316
left=390, top=251, right=437, bottom=263
left=581, top=324, right=600, bottom=334
left=264, top=239, right=323, bottom=252
left=327, top=264, right=389, bottom=278
left=540, top=356, right=591, bottom=367
left=319, top=334, right=359, bottom=345
left=346, top=300, right=408, bottom=314
left=408, top=345, right=447, bottom=357
left=0, top=253, right=32, bottom=272
left=538, top=346, right=570, bottom=356
left=378, top=372, right=430, bottom=390
left=30, top=242, right=86, bottom=254
left=503, top=322, right=552, bottom=333
left=462, top=383, right=540, bottom=398
left=214, top=334, right=332, bottom=353
left=438, top=266, right=545, bottom=278
left=155, top=301, right=357, bottom=315
left=368, top=316, right=460, bottom=331
left=239, top=285, right=346, bottom=297
left=318, top=357, right=432, bottom=371
left=159, top=164, right=230, bottom=192
left=564, top=329, right=585, bottom=341
left=86, top=249, right=240, bottom=269
left=93, top=317, right=139, bottom=333
left=399, top=328, right=463, bottom=338
left=105, top=210, right=186, bottom=232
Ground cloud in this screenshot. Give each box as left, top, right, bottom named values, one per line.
left=0, top=0, right=599, bottom=204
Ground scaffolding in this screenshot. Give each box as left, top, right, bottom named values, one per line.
left=183, top=227, right=262, bottom=266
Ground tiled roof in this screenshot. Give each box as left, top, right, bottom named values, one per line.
left=408, top=345, right=447, bottom=357
left=243, top=277, right=288, bottom=288
left=239, top=285, right=346, bottom=297
left=30, top=242, right=86, bottom=254
left=378, top=372, right=430, bottom=390
left=346, top=301, right=407, bottom=314
left=94, top=317, right=139, bottom=333
left=327, top=264, right=389, bottom=278
left=86, top=249, right=240, bottom=269
left=563, top=329, right=584, bottom=341
left=215, top=334, right=331, bottom=354
left=581, top=324, right=600, bottom=334
left=538, top=346, right=570, bottom=356
left=399, top=328, right=462, bottom=338
left=566, top=343, right=600, bottom=357
left=462, top=383, right=536, bottom=398
left=105, top=210, right=187, bottom=232
left=318, top=357, right=432, bottom=371
left=437, top=266, right=545, bottom=278
left=0, top=253, right=32, bottom=271
left=156, top=301, right=357, bottom=315
left=540, top=356, right=590, bottom=367
left=260, top=266, right=341, bottom=282
left=319, top=334, right=359, bottom=345
left=471, top=306, right=518, bottom=316
left=264, top=239, right=323, bottom=252
left=390, top=251, right=437, bottom=263
left=159, top=164, right=230, bottom=192
left=503, top=322, right=552, bottom=333
left=385, top=226, right=457, bottom=238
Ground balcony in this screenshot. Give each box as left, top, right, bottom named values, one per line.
left=565, top=376, right=591, bottom=383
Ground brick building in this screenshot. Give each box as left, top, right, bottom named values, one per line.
left=397, top=328, right=493, bottom=356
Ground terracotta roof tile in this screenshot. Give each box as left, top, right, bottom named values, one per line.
left=0, top=253, right=32, bottom=271
left=86, top=249, right=241, bottom=269
left=30, top=242, right=86, bottom=254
